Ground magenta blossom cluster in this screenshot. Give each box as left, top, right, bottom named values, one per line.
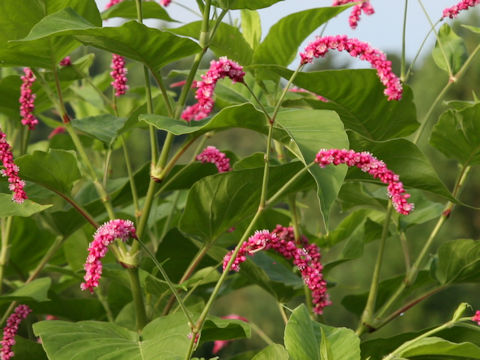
left=81, top=219, right=137, bottom=293
left=315, top=149, right=414, bottom=215
left=110, top=54, right=128, bottom=97
left=160, top=0, right=172, bottom=6
left=181, top=57, right=245, bottom=121
left=332, top=0, right=375, bottom=29
left=212, top=315, right=249, bottom=354
left=223, top=226, right=330, bottom=314
left=289, top=86, right=328, bottom=102
left=196, top=146, right=232, bottom=173
left=300, top=35, right=402, bottom=101
left=1, top=304, right=31, bottom=360
left=473, top=310, right=480, bottom=325
left=59, top=56, right=71, bottom=66
left=0, top=131, right=27, bottom=203
left=442, top=0, right=480, bottom=18
left=19, top=68, right=38, bottom=130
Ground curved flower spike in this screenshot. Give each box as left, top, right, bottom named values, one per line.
left=196, top=146, right=232, bottom=173
left=19, top=68, right=39, bottom=130
left=442, top=0, right=480, bottom=18
left=81, top=219, right=137, bottom=293
left=182, top=57, right=245, bottom=121
left=300, top=35, right=402, bottom=101
left=332, top=0, right=375, bottom=29
left=315, top=149, right=414, bottom=215
left=0, top=131, right=27, bottom=203
left=110, top=54, right=128, bottom=97
left=1, top=304, right=31, bottom=360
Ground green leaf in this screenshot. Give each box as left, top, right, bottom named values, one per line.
left=12, top=336, right=48, bottom=360
left=320, top=210, right=369, bottom=248
left=0, top=194, right=51, bottom=217
left=241, top=10, right=261, bottom=50
left=432, top=24, right=467, bottom=74
left=435, top=239, right=480, bottom=284
left=17, top=149, right=81, bottom=195
left=317, top=323, right=360, bottom=360
left=72, top=114, right=128, bottom=145
left=0, top=278, right=51, bottom=303
left=253, top=6, right=350, bottom=67
left=102, top=0, right=175, bottom=21
left=202, top=315, right=251, bottom=342
left=430, top=104, right=480, bottom=166
left=401, top=337, right=480, bottom=358
left=213, top=0, right=285, bottom=10
left=276, top=109, right=349, bottom=224
left=253, top=66, right=419, bottom=140
left=172, top=21, right=253, bottom=65
left=252, top=344, right=290, bottom=360
left=398, top=190, right=444, bottom=230
left=34, top=312, right=191, bottom=360
left=320, top=328, right=333, bottom=360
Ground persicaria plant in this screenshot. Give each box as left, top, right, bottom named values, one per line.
left=0, top=0, right=480, bottom=359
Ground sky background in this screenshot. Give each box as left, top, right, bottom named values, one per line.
left=96, top=0, right=478, bottom=67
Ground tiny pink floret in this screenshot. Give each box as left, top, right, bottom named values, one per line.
left=19, top=68, right=39, bottom=130
left=300, top=35, right=402, bottom=101
left=0, top=131, right=27, bottom=204
left=160, top=0, right=172, bottom=6
left=181, top=57, right=245, bottom=121
left=223, top=226, right=330, bottom=315
left=332, top=0, right=375, bottom=29
left=110, top=54, right=128, bottom=97
left=1, top=304, right=31, bottom=360
left=315, top=149, right=414, bottom=215
left=472, top=310, right=480, bottom=325
left=81, top=219, right=137, bottom=293
left=196, top=146, right=232, bottom=173
left=442, top=0, right=480, bottom=18
left=59, top=57, right=72, bottom=66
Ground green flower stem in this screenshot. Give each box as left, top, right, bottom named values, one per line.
left=405, top=24, right=437, bottom=82
left=271, top=65, right=303, bottom=123
left=95, top=286, right=114, bottom=322
left=127, top=267, right=148, bottom=331
left=259, top=123, right=274, bottom=208
left=0, top=217, right=13, bottom=294
left=277, top=303, right=289, bottom=325
left=356, top=203, right=393, bottom=335
left=136, top=179, right=157, bottom=240
left=243, top=82, right=273, bottom=123
left=149, top=67, right=174, bottom=117
left=121, top=136, right=141, bottom=221
left=250, top=321, right=275, bottom=345
left=102, top=148, right=113, bottom=188
left=399, top=231, right=411, bottom=272
left=51, top=59, right=70, bottom=123
left=400, top=0, right=409, bottom=81
left=53, top=190, right=99, bottom=229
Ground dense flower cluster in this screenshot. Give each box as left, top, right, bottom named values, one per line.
left=223, top=226, right=330, bottom=314
left=0, top=131, right=27, bottom=203
left=59, top=56, right=71, bottom=66
left=19, top=68, right=38, bottom=130
left=110, top=54, right=128, bottom=97
left=196, top=146, right=232, bottom=173
left=212, top=315, right=249, bottom=354
left=181, top=57, right=245, bottom=121
left=1, top=305, right=31, bottom=360
left=315, top=149, right=414, bottom=215
left=81, top=219, right=137, bottom=293
left=442, top=0, right=480, bottom=18
left=289, top=86, right=328, bottom=102
left=473, top=310, right=480, bottom=325
left=332, top=0, right=375, bottom=29
left=300, top=35, right=403, bottom=101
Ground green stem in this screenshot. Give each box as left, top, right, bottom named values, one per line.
left=95, top=287, right=114, bottom=322
left=127, top=268, right=148, bottom=331
left=400, top=0, right=409, bottom=81
left=266, top=163, right=314, bottom=207
left=0, top=217, right=13, bottom=294
left=53, top=190, right=99, bottom=228
left=405, top=25, right=437, bottom=82
left=136, top=179, right=157, bottom=240
left=243, top=82, right=273, bottom=123
left=149, top=67, right=174, bottom=117
left=399, top=231, right=411, bottom=272
left=259, top=124, right=274, bottom=207
left=271, top=65, right=303, bottom=123
left=121, top=136, right=141, bottom=221
left=278, top=303, right=289, bottom=325
left=250, top=321, right=275, bottom=345
left=356, top=203, right=393, bottom=335
left=103, top=148, right=113, bottom=188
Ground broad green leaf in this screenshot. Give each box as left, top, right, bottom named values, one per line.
left=102, top=0, right=175, bottom=21
left=398, top=190, right=444, bottom=230
left=17, top=149, right=81, bottom=195
left=241, top=10, right=261, bottom=50
left=430, top=104, right=480, bottom=166
left=0, top=278, right=51, bottom=303
left=320, top=210, right=369, bottom=248
left=35, top=299, right=106, bottom=321
left=252, top=344, right=289, bottom=360
left=401, top=337, right=480, bottom=358
left=253, top=66, right=418, bottom=140
left=338, top=183, right=387, bottom=212
left=347, top=133, right=454, bottom=202
left=316, top=323, right=361, bottom=360
left=435, top=239, right=480, bottom=284
left=320, top=329, right=333, bottom=360
left=0, top=194, right=51, bottom=217
left=276, top=109, right=349, bottom=224
left=432, top=24, right=467, bottom=74
left=202, top=315, right=251, bottom=342
left=253, top=6, right=350, bottom=67
left=72, top=114, right=128, bottom=145
left=213, top=0, right=285, bottom=10
left=34, top=312, right=191, bottom=360
left=172, top=21, right=253, bottom=65
left=12, top=336, right=48, bottom=360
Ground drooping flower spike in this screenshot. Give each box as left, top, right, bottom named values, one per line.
left=1, top=304, right=31, bottom=360
left=196, top=146, right=232, bottom=173
left=473, top=310, right=480, bottom=325
left=212, top=315, right=249, bottom=354
left=332, top=0, right=375, bottom=29
left=81, top=219, right=137, bottom=293
left=19, top=68, right=39, bottom=130
left=181, top=57, right=245, bottom=121
left=442, top=0, right=480, bottom=18
left=110, top=54, right=128, bottom=97
left=223, top=226, right=330, bottom=314
left=300, top=35, right=403, bottom=101
left=315, top=149, right=414, bottom=215
left=0, top=131, right=27, bottom=204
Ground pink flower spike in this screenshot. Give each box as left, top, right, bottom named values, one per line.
left=170, top=80, right=187, bottom=88
left=81, top=219, right=137, bottom=293
left=212, top=315, right=249, bottom=354
left=0, top=131, right=27, bottom=204
left=110, top=54, right=128, bottom=97
left=59, top=57, right=71, bottom=66
left=181, top=57, right=245, bottom=121
left=442, top=0, right=480, bottom=18
left=1, top=304, right=31, bottom=360
left=19, top=68, right=39, bottom=130
left=196, top=146, right=232, bottom=173
left=332, top=0, right=375, bottom=29
left=300, top=35, right=402, bottom=101
left=160, top=0, right=172, bottom=6
left=472, top=310, right=480, bottom=325
left=315, top=149, right=414, bottom=215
